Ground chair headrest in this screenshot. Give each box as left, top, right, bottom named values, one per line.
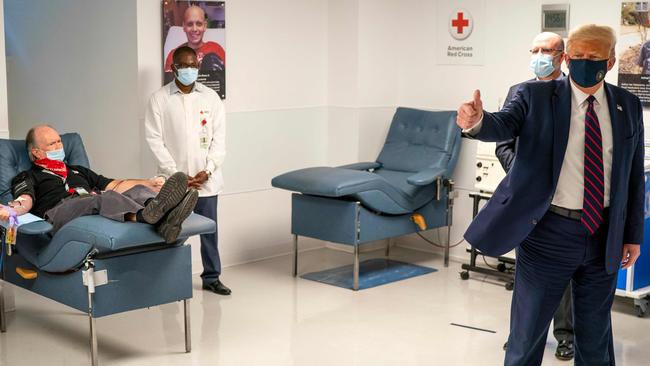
left=0, top=133, right=90, bottom=203
left=376, top=107, right=461, bottom=174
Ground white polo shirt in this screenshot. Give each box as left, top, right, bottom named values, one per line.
left=145, top=81, right=226, bottom=197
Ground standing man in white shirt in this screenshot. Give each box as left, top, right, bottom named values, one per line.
left=145, top=46, right=231, bottom=295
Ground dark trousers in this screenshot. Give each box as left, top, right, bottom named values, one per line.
left=193, top=195, right=221, bottom=285
left=505, top=211, right=617, bottom=366
left=44, top=185, right=155, bottom=233
left=553, top=284, right=574, bottom=342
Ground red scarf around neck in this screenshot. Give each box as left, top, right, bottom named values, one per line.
left=34, top=158, right=68, bottom=178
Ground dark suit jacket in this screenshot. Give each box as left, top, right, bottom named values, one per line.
left=465, top=77, right=645, bottom=273
left=495, top=74, right=566, bottom=172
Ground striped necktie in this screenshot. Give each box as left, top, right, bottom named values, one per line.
left=581, top=95, right=604, bottom=235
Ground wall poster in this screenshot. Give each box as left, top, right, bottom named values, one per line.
left=619, top=2, right=650, bottom=106
left=162, top=0, right=226, bottom=99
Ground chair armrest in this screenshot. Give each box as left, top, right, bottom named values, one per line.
left=337, top=162, right=382, bottom=171
left=17, top=220, right=53, bottom=235
left=407, top=167, right=446, bottom=186
left=0, top=213, right=52, bottom=235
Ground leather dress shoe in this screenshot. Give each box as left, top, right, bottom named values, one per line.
left=203, top=280, right=232, bottom=295
left=555, top=340, right=574, bottom=361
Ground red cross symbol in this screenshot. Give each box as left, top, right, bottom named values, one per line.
left=451, top=12, right=469, bottom=34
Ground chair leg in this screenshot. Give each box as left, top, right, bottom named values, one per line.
left=353, top=244, right=360, bottom=291
left=444, top=225, right=451, bottom=268
left=85, top=260, right=99, bottom=366
left=0, top=281, right=6, bottom=333
left=1, top=227, right=6, bottom=333
left=385, top=238, right=392, bottom=258
left=184, top=299, right=191, bottom=353
left=444, top=179, right=456, bottom=268
left=88, top=291, right=98, bottom=366
left=292, top=234, right=298, bottom=277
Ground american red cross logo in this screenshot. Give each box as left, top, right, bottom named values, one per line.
left=448, top=9, right=473, bottom=40
left=451, top=12, right=469, bottom=34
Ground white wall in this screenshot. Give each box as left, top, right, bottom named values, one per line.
left=327, top=0, right=360, bottom=166
left=0, top=0, right=7, bottom=139
left=5, top=0, right=140, bottom=177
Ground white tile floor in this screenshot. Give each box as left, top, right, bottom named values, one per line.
left=0, top=247, right=648, bottom=366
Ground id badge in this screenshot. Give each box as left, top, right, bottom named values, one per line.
left=75, top=187, right=90, bottom=196
left=199, top=126, right=209, bottom=149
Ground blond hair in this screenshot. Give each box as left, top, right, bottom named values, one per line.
left=567, top=24, right=616, bottom=57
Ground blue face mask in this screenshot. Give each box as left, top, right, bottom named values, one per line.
left=529, top=54, right=556, bottom=78
left=569, top=58, right=608, bottom=88
left=45, top=148, right=65, bottom=162
left=176, top=67, right=199, bottom=86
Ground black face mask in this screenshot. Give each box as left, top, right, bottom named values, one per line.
left=568, top=58, right=608, bottom=88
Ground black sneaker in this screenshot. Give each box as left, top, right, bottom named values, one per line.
left=141, top=172, right=188, bottom=225
left=157, top=189, right=199, bottom=244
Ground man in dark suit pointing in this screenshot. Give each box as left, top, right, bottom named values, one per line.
left=457, top=24, right=644, bottom=365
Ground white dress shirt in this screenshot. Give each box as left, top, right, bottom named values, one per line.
left=552, top=80, right=613, bottom=209
left=145, top=81, right=226, bottom=197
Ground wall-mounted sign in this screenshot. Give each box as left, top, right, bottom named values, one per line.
left=162, top=0, right=226, bottom=99
left=437, top=0, right=485, bottom=65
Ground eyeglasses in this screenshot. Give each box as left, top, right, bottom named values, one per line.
left=174, top=63, right=198, bottom=70
left=529, top=48, right=563, bottom=55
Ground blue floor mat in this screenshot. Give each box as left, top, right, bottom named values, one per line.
left=301, top=258, right=437, bottom=290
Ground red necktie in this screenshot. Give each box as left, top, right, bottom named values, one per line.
left=581, top=95, right=604, bottom=235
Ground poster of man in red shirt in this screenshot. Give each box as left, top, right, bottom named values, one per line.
left=162, top=1, right=226, bottom=99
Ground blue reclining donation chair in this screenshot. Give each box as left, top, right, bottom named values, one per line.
left=0, top=133, right=216, bottom=366
left=272, top=108, right=461, bottom=290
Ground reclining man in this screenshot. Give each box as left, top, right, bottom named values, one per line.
left=0, top=125, right=198, bottom=243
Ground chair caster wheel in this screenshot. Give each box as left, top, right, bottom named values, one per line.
left=460, top=271, right=470, bottom=280
left=635, top=305, right=647, bottom=318
left=505, top=282, right=514, bottom=291
left=634, top=298, right=648, bottom=318
left=497, top=263, right=507, bottom=272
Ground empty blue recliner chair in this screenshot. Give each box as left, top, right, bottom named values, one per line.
left=0, top=133, right=215, bottom=365
left=272, top=107, right=462, bottom=290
